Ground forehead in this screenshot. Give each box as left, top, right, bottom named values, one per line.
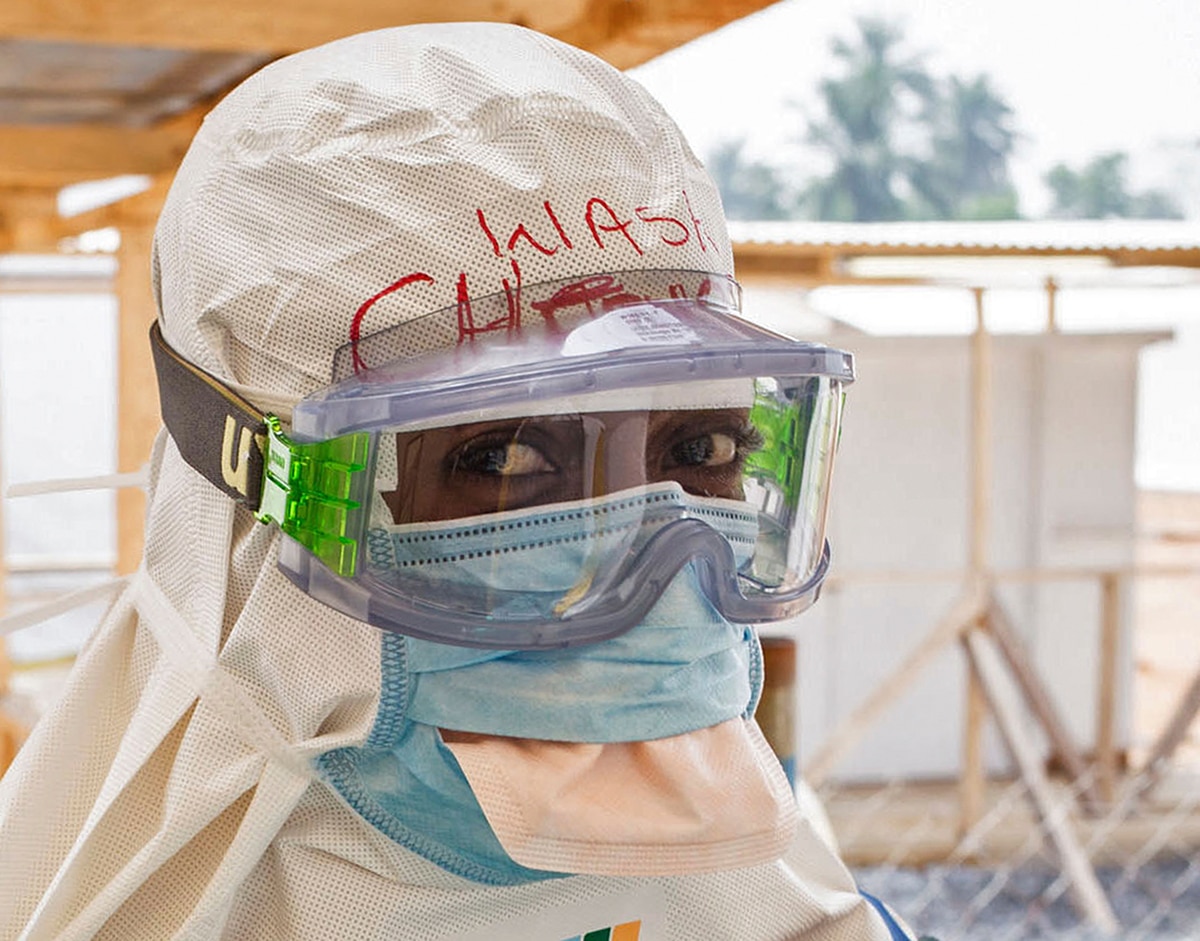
left=395, top=407, right=753, bottom=439
left=376, top=379, right=757, bottom=436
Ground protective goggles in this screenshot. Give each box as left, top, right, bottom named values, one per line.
left=153, top=269, right=853, bottom=649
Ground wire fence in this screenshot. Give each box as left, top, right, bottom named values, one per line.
left=830, top=756, right=1200, bottom=940
left=808, top=553, right=1200, bottom=940
left=766, top=482, right=1200, bottom=941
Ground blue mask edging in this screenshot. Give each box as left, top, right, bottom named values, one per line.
left=316, top=631, right=568, bottom=886
left=744, top=625, right=764, bottom=719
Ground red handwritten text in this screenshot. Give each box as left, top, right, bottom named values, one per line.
left=352, top=192, right=724, bottom=359
left=350, top=271, right=434, bottom=373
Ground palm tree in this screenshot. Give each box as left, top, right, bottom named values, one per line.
left=1046, top=152, right=1183, bottom=219
left=802, top=17, right=936, bottom=221
left=914, top=74, right=1021, bottom=219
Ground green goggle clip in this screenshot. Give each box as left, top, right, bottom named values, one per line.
left=255, top=417, right=370, bottom=578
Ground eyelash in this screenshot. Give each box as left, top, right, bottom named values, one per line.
left=670, top=424, right=764, bottom=465
left=735, top=424, right=766, bottom=454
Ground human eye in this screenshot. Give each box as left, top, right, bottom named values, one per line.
left=657, top=411, right=765, bottom=499
left=670, top=431, right=738, bottom=468
left=452, top=433, right=556, bottom=478
left=667, top=422, right=764, bottom=470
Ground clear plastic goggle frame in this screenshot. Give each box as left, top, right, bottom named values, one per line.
left=255, top=269, right=852, bottom=649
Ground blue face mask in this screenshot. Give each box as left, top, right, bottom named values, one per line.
left=317, top=495, right=764, bottom=885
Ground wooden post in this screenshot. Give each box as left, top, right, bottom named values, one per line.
left=988, top=596, right=1103, bottom=812
left=115, top=221, right=163, bottom=575
left=963, top=630, right=1119, bottom=934
left=0, top=710, right=23, bottom=778
left=0, top=333, right=6, bottom=619
left=757, top=635, right=797, bottom=789
left=1096, top=573, right=1122, bottom=803
left=0, top=261, right=8, bottom=703
left=0, top=639, right=22, bottom=777
left=1136, top=661, right=1200, bottom=797
left=961, top=617, right=989, bottom=837
left=806, top=583, right=987, bottom=786
left=969, top=287, right=992, bottom=574
left=1045, top=277, right=1059, bottom=333
left=961, top=286, right=992, bottom=829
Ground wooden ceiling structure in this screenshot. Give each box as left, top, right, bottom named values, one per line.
left=0, top=0, right=781, bottom=574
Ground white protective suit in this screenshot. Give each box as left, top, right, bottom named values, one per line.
left=0, top=23, right=907, bottom=941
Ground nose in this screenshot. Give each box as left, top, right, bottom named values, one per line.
left=584, top=412, right=651, bottom=498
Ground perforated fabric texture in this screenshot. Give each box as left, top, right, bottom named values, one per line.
left=153, top=22, right=733, bottom=401
left=0, top=23, right=901, bottom=941
left=221, top=784, right=893, bottom=941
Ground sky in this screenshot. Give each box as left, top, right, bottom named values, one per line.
left=631, top=0, right=1200, bottom=217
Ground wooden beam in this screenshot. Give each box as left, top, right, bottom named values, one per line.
left=0, top=0, right=776, bottom=66
left=61, top=174, right=175, bottom=233
left=0, top=186, right=62, bottom=252
left=0, top=0, right=588, bottom=54
left=804, top=582, right=988, bottom=786
left=0, top=176, right=173, bottom=252
left=969, top=286, right=992, bottom=572
left=557, top=0, right=781, bottom=69
left=1045, top=276, right=1060, bottom=333
left=987, top=596, right=1102, bottom=813
left=734, top=245, right=837, bottom=286
left=0, top=122, right=196, bottom=187
left=1111, top=248, right=1200, bottom=269
left=1095, top=573, right=1122, bottom=804
left=962, top=629, right=1119, bottom=934
left=1136, top=659, right=1200, bottom=797
left=960, top=621, right=989, bottom=839
left=959, top=287, right=991, bottom=827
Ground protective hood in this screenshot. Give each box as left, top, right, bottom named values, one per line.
left=0, top=23, right=902, bottom=941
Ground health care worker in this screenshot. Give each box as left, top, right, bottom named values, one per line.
left=0, top=23, right=915, bottom=941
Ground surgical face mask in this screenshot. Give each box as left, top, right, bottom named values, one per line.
left=318, top=557, right=796, bottom=884
left=367, top=482, right=758, bottom=629
left=151, top=267, right=852, bottom=649
left=402, top=555, right=759, bottom=743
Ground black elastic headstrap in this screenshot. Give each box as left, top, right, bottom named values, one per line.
left=150, top=321, right=267, bottom=510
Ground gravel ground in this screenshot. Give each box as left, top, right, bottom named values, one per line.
left=857, top=857, right=1200, bottom=941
